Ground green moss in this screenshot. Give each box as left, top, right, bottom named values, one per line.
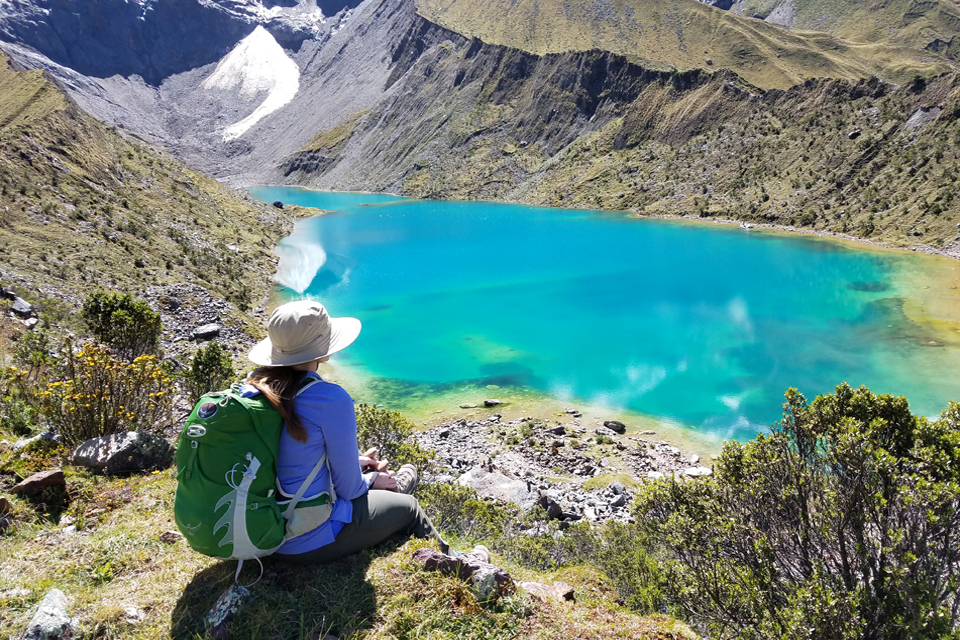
left=298, top=110, right=367, bottom=153
left=581, top=473, right=641, bottom=491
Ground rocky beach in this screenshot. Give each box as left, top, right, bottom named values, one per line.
left=415, top=411, right=714, bottom=527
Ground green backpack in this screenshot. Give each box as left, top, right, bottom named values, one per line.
left=174, top=377, right=335, bottom=571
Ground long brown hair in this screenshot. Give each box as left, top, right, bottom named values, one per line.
left=247, top=366, right=309, bottom=443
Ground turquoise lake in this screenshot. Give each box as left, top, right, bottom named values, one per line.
left=251, top=186, right=960, bottom=443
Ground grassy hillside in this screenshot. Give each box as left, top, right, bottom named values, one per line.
left=0, top=53, right=298, bottom=332
left=0, top=426, right=699, bottom=639
left=731, top=0, right=960, bottom=54
left=415, top=0, right=957, bottom=89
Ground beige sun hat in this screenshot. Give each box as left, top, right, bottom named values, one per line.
left=248, top=300, right=361, bottom=367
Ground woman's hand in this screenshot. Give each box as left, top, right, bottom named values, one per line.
left=372, top=472, right=398, bottom=491
left=359, top=448, right=389, bottom=472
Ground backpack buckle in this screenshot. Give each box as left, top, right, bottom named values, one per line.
left=191, top=440, right=198, bottom=449
left=187, top=425, right=207, bottom=438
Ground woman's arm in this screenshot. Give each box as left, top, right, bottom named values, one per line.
left=300, top=384, right=369, bottom=501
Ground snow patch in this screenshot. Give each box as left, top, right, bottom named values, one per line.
left=202, top=25, right=300, bottom=141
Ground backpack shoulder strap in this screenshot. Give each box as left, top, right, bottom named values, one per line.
left=297, top=373, right=323, bottom=394
left=281, top=373, right=338, bottom=519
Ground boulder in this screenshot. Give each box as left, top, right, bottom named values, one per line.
left=191, top=323, right=221, bottom=341
left=610, top=494, right=627, bottom=508
left=72, top=431, right=174, bottom=475
left=13, top=432, right=59, bottom=452
left=603, top=420, right=626, bottom=434
left=0, top=496, right=10, bottom=514
left=459, top=403, right=477, bottom=409
left=609, top=481, right=626, bottom=495
left=545, top=425, right=565, bottom=436
left=684, top=466, right=713, bottom=477
left=538, top=493, right=563, bottom=519
left=24, top=318, right=39, bottom=330
left=272, top=200, right=284, bottom=209
left=0, top=287, right=15, bottom=300
left=22, top=589, right=77, bottom=640
left=458, top=467, right=532, bottom=508
left=483, top=399, right=502, bottom=407
left=411, top=548, right=512, bottom=600
left=12, top=469, right=65, bottom=494
left=11, top=297, right=33, bottom=317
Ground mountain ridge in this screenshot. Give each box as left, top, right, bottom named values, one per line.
left=416, top=0, right=960, bottom=89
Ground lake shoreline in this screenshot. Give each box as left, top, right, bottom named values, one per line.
left=252, top=186, right=960, bottom=452
left=244, top=183, right=960, bottom=263
left=636, top=211, right=960, bottom=262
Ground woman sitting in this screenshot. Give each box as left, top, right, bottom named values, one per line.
left=244, top=299, right=485, bottom=563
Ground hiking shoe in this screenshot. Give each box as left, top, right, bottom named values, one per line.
left=395, top=464, right=418, bottom=495
left=456, top=545, right=491, bottom=564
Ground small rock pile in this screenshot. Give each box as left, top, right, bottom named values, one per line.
left=143, top=283, right=256, bottom=363
left=415, top=412, right=714, bottom=525
left=1, top=284, right=39, bottom=330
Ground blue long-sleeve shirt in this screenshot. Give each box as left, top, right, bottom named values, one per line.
left=269, top=372, right=369, bottom=554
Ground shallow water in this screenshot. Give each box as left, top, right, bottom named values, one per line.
left=252, top=187, right=960, bottom=443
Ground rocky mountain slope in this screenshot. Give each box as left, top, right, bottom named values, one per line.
left=417, top=0, right=960, bottom=89
left=0, top=51, right=304, bottom=346
left=1, top=0, right=959, bottom=255
left=276, top=0, right=960, bottom=252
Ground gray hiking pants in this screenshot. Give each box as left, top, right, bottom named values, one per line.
left=274, top=490, right=446, bottom=564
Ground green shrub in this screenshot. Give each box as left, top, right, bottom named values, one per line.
left=30, top=342, right=174, bottom=445
left=355, top=403, right=433, bottom=473
left=81, top=291, right=162, bottom=360
left=13, top=329, right=54, bottom=377
left=417, top=482, right=515, bottom=541
left=182, top=341, right=235, bottom=403
left=634, top=383, right=960, bottom=640
left=0, top=381, right=37, bottom=436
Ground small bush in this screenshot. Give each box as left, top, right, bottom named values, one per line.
left=30, top=342, right=173, bottom=445
left=0, top=381, right=37, bottom=436
left=355, top=403, right=433, bottom=473
left=81, top=291, right=162, bottom=360
left=417, top=482, right=515, bottom=540
left=182, top=341, right=235, bottom=403
left=13, top=329, right=54, bottom=377
left=634, top=384, right=960, bottom=639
